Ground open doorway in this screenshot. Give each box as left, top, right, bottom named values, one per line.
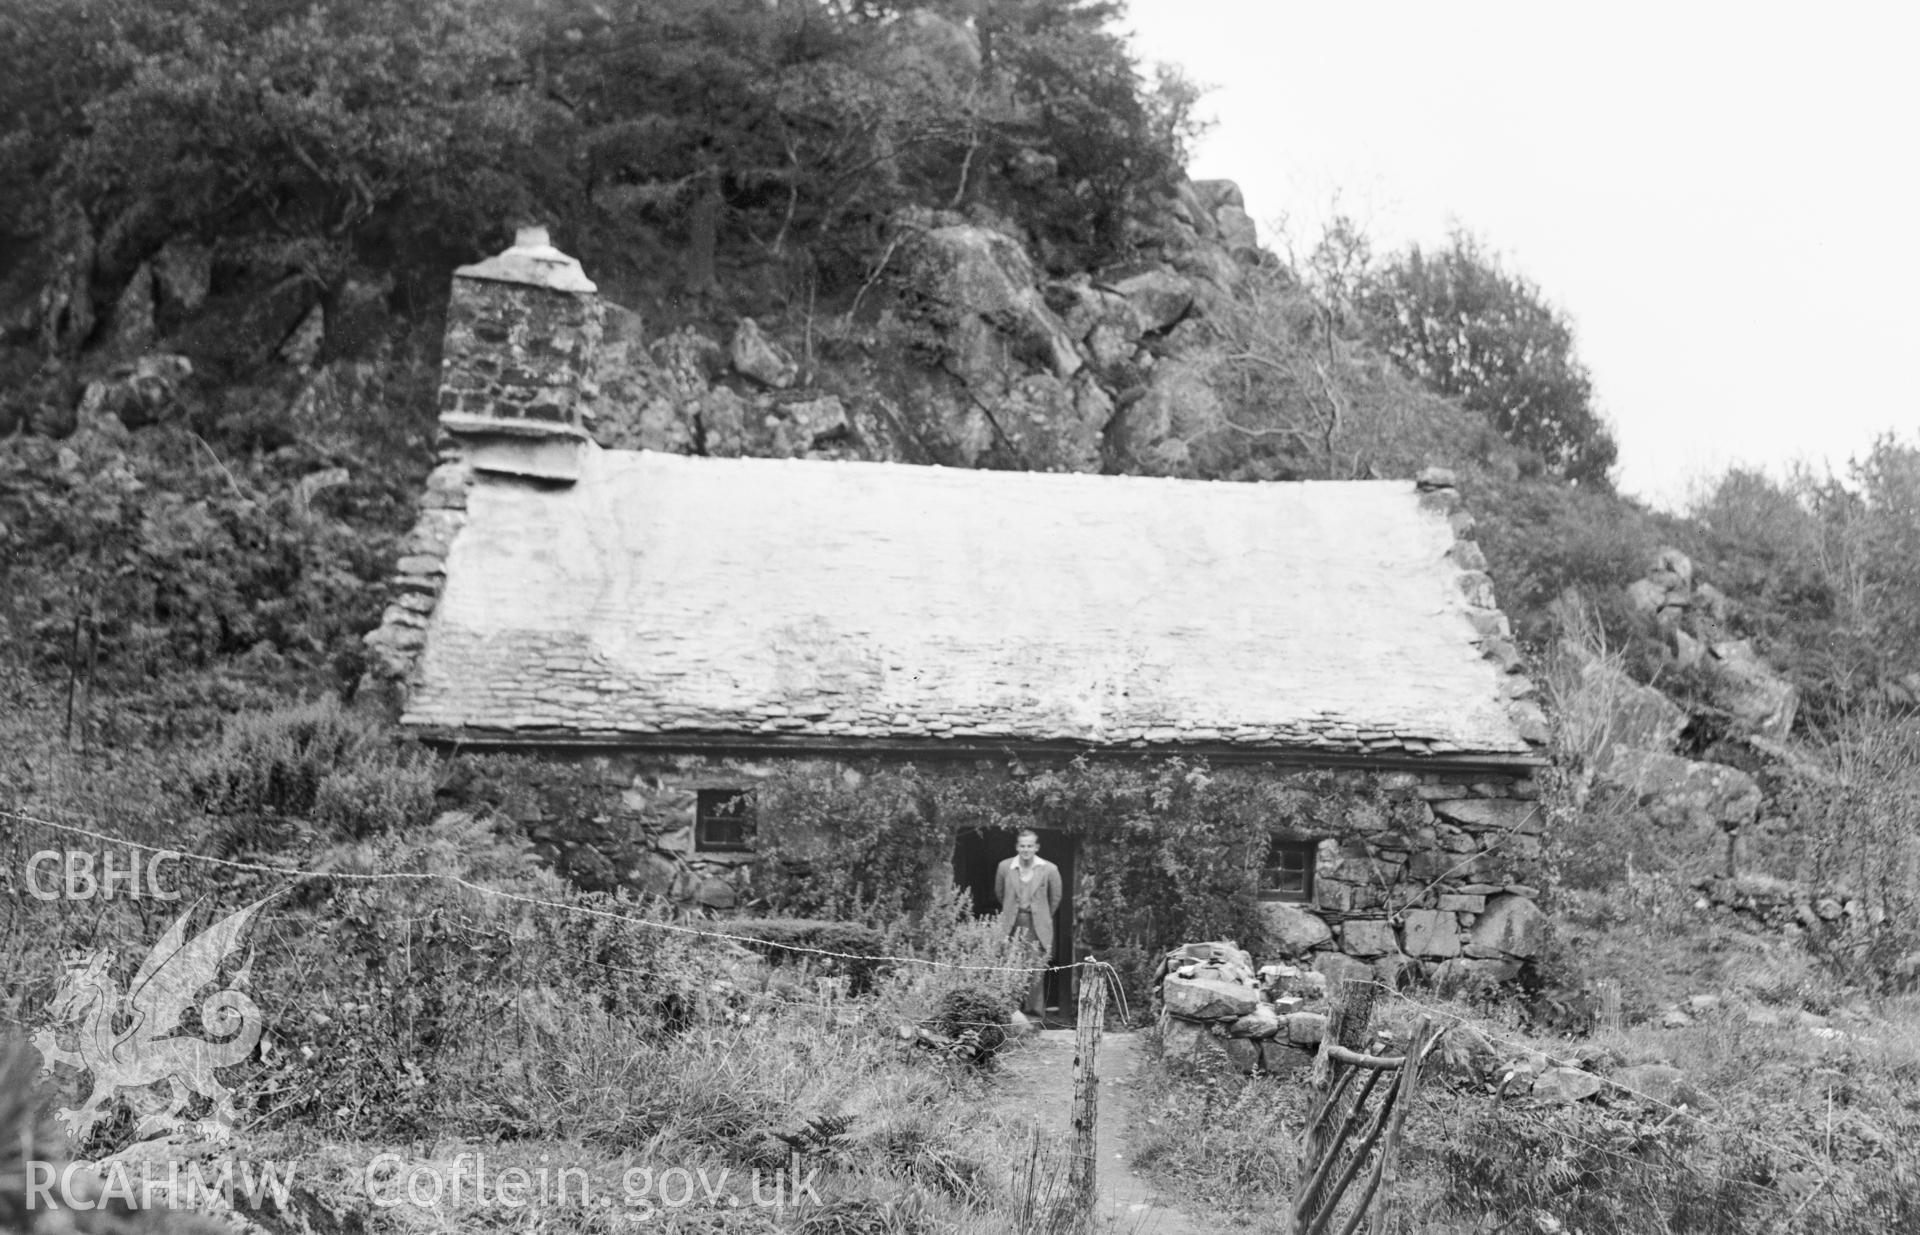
left=951, top=826, right=1076, bottom=1022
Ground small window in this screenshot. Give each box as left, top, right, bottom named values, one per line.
left=695, top=789, right=754, bottom=852
left=1260, top=837, right=1316, bottom=903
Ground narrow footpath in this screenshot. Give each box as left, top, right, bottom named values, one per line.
left=988, top=1028, right=1211, bottom=1235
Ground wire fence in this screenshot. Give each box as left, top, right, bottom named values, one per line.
left=5, top=801, right=1909, bottom=1227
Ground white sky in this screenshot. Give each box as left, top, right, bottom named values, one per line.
left=1122, top=0, right=1920, bottom=509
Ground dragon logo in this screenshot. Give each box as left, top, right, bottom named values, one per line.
left=32, top=897, right=271, bottom=1148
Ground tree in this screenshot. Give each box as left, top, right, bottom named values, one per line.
left=1357, top=231, right=1617, bottom=485
left=974, top=0, right=1203, bottom=266
left=0, top=0, right=567, bottom=338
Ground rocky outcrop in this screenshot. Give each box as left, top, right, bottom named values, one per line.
left=74, top=353, right=194, bottom=430
left=1104, top=356, right=1218, bottom=473
left=900, top=224, right=1085, bottom=386
left=100, top=260, right=157, bottom=358
left=1623, top=548, right=1798, bottom=739
left=1557, top=640, right=1688, bottom=757
left=1702, top=639, right=1797, bottom=740
left=1572, top=548, right=1807, bottom=869
left=570, top=174, right=1264, bottom=475
left=1597, top=747, right=1761, bottom=832
left=1693, top=874, right=1883, bottom=948
left=729, top=317, right=798, bottom=389
left=153, top=237, right=213, bottom=316
left=1194, top=180, right=1260, bottom=257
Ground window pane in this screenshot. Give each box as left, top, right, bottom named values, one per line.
left=1261, top=836, right=1315, bottom=903
left=696, top=789, right=754, bottom=852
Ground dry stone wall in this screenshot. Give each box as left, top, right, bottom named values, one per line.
left=1155, top=941, right=1334, bottom=1076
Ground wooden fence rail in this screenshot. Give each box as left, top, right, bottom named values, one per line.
left=1289, top=980, right=1442, bottom=1235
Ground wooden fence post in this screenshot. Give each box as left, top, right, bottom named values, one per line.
left=1596, top=980, right=1622, bottom=1034
left=1068, top=962, right=1107, bottom=1216
left=1294, top=978, right=1377, bottom=1230
left=1367, top=1016, right=1438, bottom=1235
left=1312, top=978, right=1378, bottom=1089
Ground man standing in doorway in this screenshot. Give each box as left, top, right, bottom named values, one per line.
left=995, top=829, right=1063, bottom=1019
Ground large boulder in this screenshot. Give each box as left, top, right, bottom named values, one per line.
left=1105, top=266, right=1194, bottom=333
left=902, top=226, right=1082, bottom=386
left=1160, top=1016, right=1232, bottom=1070
left=1045, top=279, right=1145, bottom=372
left=1260, top=901, right=1333, bottom=955
left=1596, top=747, right=1762, bottom=830
left=1401, top=909, right=1462, bottom=958
left=729, top=317, right=798, bottom=389
left=1469, top=894, right=1547, bottom=959
left=1192, top=179, right=1248, bottom=216
left=1533, top=1066, right=1604, bottom=1104
left=1163, top=976, right=1259, bottom=1021
left=1168, top=179, right=1218, bottom=240
left=1104, top=356, right=1221, bottom=473
left=1555, top=640, right=1689, bottom=756
left=1214, top=203, right=1259, bottom=256
left=1429, top=797, right=1543, bottom=835
left=1229, top=1004, right=1282, bottom=1040
left=1339, top=919, right=1397, bottom=958
left=767, top=395, right=851, bottom=456
left=1704, top=639, right=1798, bottom=740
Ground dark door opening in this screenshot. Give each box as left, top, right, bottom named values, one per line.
left=952, top=826, right=1076, bottom=1020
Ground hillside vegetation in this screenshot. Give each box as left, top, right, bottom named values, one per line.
left=3, top=2, right=1920, bottom=1232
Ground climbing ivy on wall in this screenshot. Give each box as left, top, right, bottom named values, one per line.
left=750, top=755, right=1410, bottom=1005
left=751, top=762, right=952, bottom=923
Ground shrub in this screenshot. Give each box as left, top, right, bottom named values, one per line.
left=864, top=885, right=1045, bottom=1046
left=1776, top=709, right=1920, bottom=989
left=929, top=986, right=1009, bottom=1065
left=723, top=917, right=890, bottom=995
left=310, top=759, right=435, bottom=840
left=249, top=814, right=706, bottom=1142
left=753, top=763, right=949, bottom=923
left=182, top=695, right=433, bottom=838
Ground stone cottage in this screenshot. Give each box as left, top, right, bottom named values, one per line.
left=366, top=230, right=1554, bottom=1001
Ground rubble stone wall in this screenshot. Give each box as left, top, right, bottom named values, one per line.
left=1155, top=941, right=1335, bottom=1076
left=1266, top=767, right=1549, bottom=989
left=451, top=751, right=1547, bottom=990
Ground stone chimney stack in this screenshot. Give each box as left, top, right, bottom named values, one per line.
left=437, top=225, right=603, bottom=481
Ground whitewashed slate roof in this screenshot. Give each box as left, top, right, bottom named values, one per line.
left=400, top=449, right=1539, bottom=761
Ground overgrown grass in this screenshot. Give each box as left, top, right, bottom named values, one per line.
left=1126, top=985, right=1920, bottom=1234
left=6, top=706, right=1086, bottom=1232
